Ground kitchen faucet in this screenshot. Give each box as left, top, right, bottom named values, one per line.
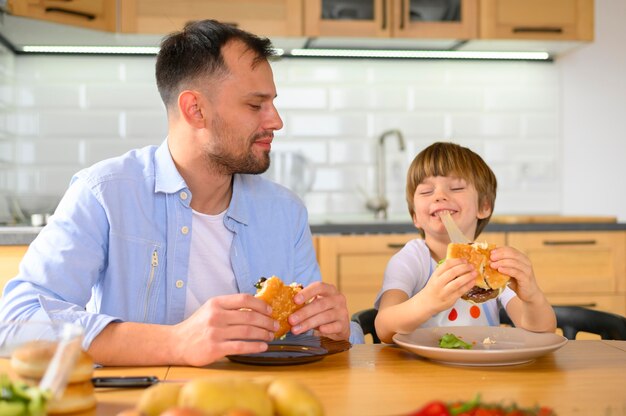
left=366, top=129, right=406, bottom=220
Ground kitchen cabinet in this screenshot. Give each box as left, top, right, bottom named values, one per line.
left=118, top=0, right=304, bottom=37
left=507, top=231, right=626, bottom=316
left=304, top=0, right=478, bottom=39
left=479, top=0, right=594, bottom=41
left=0, top=245, right=27, bottom=294
left=7, top=0, right=118, bottom=32
left=316, top=232, right=505, bottom=316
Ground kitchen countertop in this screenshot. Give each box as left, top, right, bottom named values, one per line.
left=1, top=215, right=626, bottom=245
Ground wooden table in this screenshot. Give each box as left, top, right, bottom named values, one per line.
left=3, top=341, right=626, bottom=415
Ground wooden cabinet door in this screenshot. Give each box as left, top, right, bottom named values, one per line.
left=507, top=231, right=626, bottom=315
left=479, top=0, right=594, bottom=41
left=8, top=0, right=118, bottom=31
left=120, top=0, right=304, bottom=37
left=316, top=231, right=506, bottom=317
left=317, top=234, right=420, bottom=316
left=392, top=0, right=478, bottom=39
left=304, top=0, right=391, bottom=37
left=0, top=246, right=28, bottom=295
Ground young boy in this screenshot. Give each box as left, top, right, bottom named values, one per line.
left=374, top=142, right=556, bottom=343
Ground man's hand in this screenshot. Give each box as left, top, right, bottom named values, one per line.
left=287, top=281, right=351, bottom=341
left=171, top=293, right=278, bottom=366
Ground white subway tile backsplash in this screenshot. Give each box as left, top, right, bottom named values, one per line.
left=329, top=87, right=408, bottom=110
left=285, top=59, right=369, bottom=83
left=38, top=111, right=120, bottom=138
left=16, top=57, right=124, bottom=83
left=85, top=84, right=162, bottom=109
left=81, top=139, right=160, bottom=166
left=275, top=87, right=327, bottom=109
left=484, top=87, right=558, bottom=111
left=124, top=110, right=168, bottom=138
left=412, top=87, right=483, bottom=111
left=329, top=140, right=374, bottom=164
left=289, top=114, right=368, bottom=137
left=522, top=114, right=559, bottom=138
left=446, top=62, right=525, bottom=85
left=16, top=140, right=81, bottom=164
left=450, top=114, right=521, bottom=137
left=3, top=54, right=562, bottom=217
left=312, top=166, right=371, bottom=192
left=372, top=114, right=445, bottom=137
left=0, top=140, right=13, bottom=163
left=12, top=113, right=40, bottom=136
left=369, top=61, right=446, bottom=84
left=35, top=166, right=80, bottom=195
left=16, top=85, right=81, bottom=108
left=271, top=141, right=328, bottom=163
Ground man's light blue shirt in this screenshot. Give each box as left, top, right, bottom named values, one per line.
left=0, top=140, right=364, bottom=348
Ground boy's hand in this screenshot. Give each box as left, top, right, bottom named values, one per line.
left=489, top=247, right=543, bottom=303
left=421, top=258, right=477, bottom=313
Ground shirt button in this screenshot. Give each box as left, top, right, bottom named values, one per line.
left=181, top=226, right=189, bottom=235
left=175, top=280, right=184, bottom=289
left=180, top=191, right=188, bottom=200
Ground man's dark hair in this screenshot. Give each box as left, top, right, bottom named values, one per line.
left=156, top=19, right=275, bottom=109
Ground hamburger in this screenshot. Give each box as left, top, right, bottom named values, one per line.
left=254, top=276, right=304, bottom=339
left=10, top=340, right=96, bottom=414
left=447, top=242, right=510, bottom=304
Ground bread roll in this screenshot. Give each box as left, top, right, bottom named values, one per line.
left=46, top=380, right=97, bottom=414
left=10, top=340, right=94, bottom=383
left=447, top=242, right=510, bottom=304
left=254, top=276, right=304, bottom=339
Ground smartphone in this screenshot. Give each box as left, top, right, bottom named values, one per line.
left=91, top=376, right=159, bottom=388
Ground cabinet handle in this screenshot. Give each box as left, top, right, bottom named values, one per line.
left=381, top=0, right=387, bottom=30
left=387, top=243, right=405, bottom=249
left=542, top=240, right=597, bottom=246
left=513, top=27, right=563, bottom=34
left=45, top=7, right=95, bottom=20
left=399, top=0, right=405, bottom=30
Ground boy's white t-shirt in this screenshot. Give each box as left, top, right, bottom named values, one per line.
left=184, top=209, right=238, bottom=319
left=374, top=238, right=516, bottom=327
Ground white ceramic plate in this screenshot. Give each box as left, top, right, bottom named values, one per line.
left=393, top=326, right=567, bottom=366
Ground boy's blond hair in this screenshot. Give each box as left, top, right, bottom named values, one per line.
left=406, top=142, right=497, bottom=239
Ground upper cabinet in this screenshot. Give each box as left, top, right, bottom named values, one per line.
left=7, top=0, right=304, bottom=37
left=7, top=0, right=118, bottom=32
left=304, top=0, right=478, bottom=39
left=7, top=0, right=594, bottom=42
left=479, top=0, right=594, bottom=41
left=118, top=0, right=303, bottom=37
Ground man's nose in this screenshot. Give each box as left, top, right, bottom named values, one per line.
left=266, top=104, right=283, bottom=131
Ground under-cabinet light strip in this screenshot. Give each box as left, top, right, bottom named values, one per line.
left=21, top=45, right=161, bottom=54
left=289, top=48, right=551, bottom=60
left=19, top=45, right=549, bottom=60
left=19, top=45, right=286, bottom=56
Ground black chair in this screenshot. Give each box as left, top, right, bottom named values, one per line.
left=499, top=305, right=626, bottom=340
left=351, top=308, right=381, bottom=344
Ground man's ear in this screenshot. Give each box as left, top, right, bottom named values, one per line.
left=178, top=90, right=206, bottom=128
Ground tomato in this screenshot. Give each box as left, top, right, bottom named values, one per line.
left=409, top=401, right=451, bottom=416
left=475, top=409, right=505, bottom=416
left=537, top=407, right=555, bottom=416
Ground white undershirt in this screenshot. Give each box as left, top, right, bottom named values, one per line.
left=184, top=209, right=237, bottom=319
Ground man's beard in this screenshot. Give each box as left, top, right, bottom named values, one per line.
left=205, top=115, right=271, bottom=175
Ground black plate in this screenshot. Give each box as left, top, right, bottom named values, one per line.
left=226, top=334, right=351, bottom=366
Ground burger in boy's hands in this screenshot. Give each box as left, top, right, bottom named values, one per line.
left=446, top=242, right=510, bottom=304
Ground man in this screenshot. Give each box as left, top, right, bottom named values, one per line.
left=0, top=20, right=362, bottom=366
